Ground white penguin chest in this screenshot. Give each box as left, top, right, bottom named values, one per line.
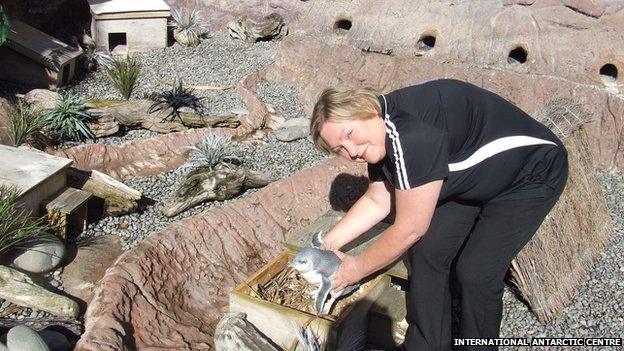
left=300, top=270, right=323, bottom=285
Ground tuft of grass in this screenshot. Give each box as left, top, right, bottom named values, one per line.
left=0, top=5, right=10, bottom=46
left=0, top=185, right=49, bottom=256
left=148, top=78, right=204, bottom=122
left=104, top=55, right=141, bottom=100
left=181, top=133, right=239, bottom=172
left=169, top=6, right=210, bottom=46
left=8, top=100, right=46, bottom=147
left=44, top=95, right=93, bottom=141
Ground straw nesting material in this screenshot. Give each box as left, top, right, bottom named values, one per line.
left=509, top=100, right=613, bottom=323
left=251, top=267, right=362, bottom=317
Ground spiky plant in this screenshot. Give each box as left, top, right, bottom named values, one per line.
left=8, top=100, right=46, bottom=147
left=104, top=55, right=141, bottom=100
left=0, top=185, right=50, bottom=256
left=169, top=6, right=210, bottom=46
left=180, top=133, right=239, bottom=172
left=44, top=95, right=93, bottom=141
left=0, top=5, right=10, bottom=46
left=148, top=78, right=204, bottom=122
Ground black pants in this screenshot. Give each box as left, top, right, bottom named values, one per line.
left=403, top=147, right=569, bottom=351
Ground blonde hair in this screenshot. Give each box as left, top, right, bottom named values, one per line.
left=310, top=87, right=381, bottom=154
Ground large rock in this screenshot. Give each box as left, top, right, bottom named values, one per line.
left=22, top=89, right=60, bottom=111
left=61, top=235, right=123, bottom=304
left=0, top=266, right=79, bottom=318
left=265, top=33, right=624, bottom=169
left=6, top=325, right=50, bottom=351
left=74, top=157, right=367, bottom=350
left=8, top=234, right=66, bottom=273
left=48, top=127, right=238, bottom=180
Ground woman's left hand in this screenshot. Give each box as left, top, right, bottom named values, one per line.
left=330, top=251, right=366, bottom=292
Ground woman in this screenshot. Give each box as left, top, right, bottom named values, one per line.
left=310, top=79, right=568, bottom=350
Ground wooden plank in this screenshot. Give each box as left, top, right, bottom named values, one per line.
left=6, top=20, right=82, bottom=70
left=46, top=187, right=91, bottom=214
left=284, top=210, right=409, bottom=280
left=0, top=145, right=73, bottom=194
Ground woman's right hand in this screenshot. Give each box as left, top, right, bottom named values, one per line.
left=320, top=234, right=339, bottom=251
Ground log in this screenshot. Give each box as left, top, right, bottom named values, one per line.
left=214, top=312, right=281, bottom=351
left=0, top=265, right=79, bottom=318
left=228, top=13, right=288, bottom=43
left=86, top=99, right=241, bottom=134
left=67, top=167, right=141, bottom=216
left=162, top=163, right=273, bottom=217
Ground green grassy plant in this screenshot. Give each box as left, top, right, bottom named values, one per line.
left=148, top=78, right=204, bottom=122
left=44, top=95, right=93, bottom=141
left=0, top=185, right=49, bottom=255
left=169, top=6, right=210, bottom=46
left=181, top=133, right=240, bottom=172
left=0, top=5, right=10, bottom=46
left=8, top=101, right=46, bottom=146
left=104, top=55, right=141, bottom=100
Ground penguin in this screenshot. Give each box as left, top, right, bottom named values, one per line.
left=289, top=232, right=359, bottom=315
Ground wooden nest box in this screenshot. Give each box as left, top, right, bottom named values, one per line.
left=230, top=250, right=392, bottom=350
left=0, top=145, right=91, bottom=240
left=0, top=20, right=82, bottom=89
left=88, top=0, right=171, bottom=53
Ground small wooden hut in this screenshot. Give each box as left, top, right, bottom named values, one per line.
left=88, top=0, right=171, bottom=53
left=0, top=20, right=82, bottom=89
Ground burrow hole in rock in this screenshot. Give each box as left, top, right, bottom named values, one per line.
left=599, top=63, right=618, bottom=83
left=334, top=18, right=352, bottom=35
left=508, top=46, right=528, bottom=64
left=417, top=34, right=436, bottom=51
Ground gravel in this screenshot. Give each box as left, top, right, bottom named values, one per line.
left=61, top=31, right=277, bottom=116
left=257, top=80, right=307, bottom=120
left=78, top=134, right=328, bottom=250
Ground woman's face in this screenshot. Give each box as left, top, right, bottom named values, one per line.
left=319, top=116, right=387, bottom=163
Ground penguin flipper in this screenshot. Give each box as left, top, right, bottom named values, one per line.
left=315, top=276, right=332, bottom=314
left=311, top=231, right=324, bottom=249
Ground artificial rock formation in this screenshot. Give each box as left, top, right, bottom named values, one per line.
left=49, top=127, right=238, bottom=180
left=75, top=158, right=367, bottom=350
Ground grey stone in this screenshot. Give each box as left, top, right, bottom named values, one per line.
left=273, top=126, right=309, bottom=142
left=10, top=234, right=66, bottom=273
left=280, top=117, right=309, bottom=129
left=7, top=325, right=50, bottom=351
left=38, top=330, right=71, bottom=351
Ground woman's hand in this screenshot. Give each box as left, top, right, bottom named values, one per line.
left=330, top=251, right=366, bottom=292
left=320, top=236, right=339, bottom=251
